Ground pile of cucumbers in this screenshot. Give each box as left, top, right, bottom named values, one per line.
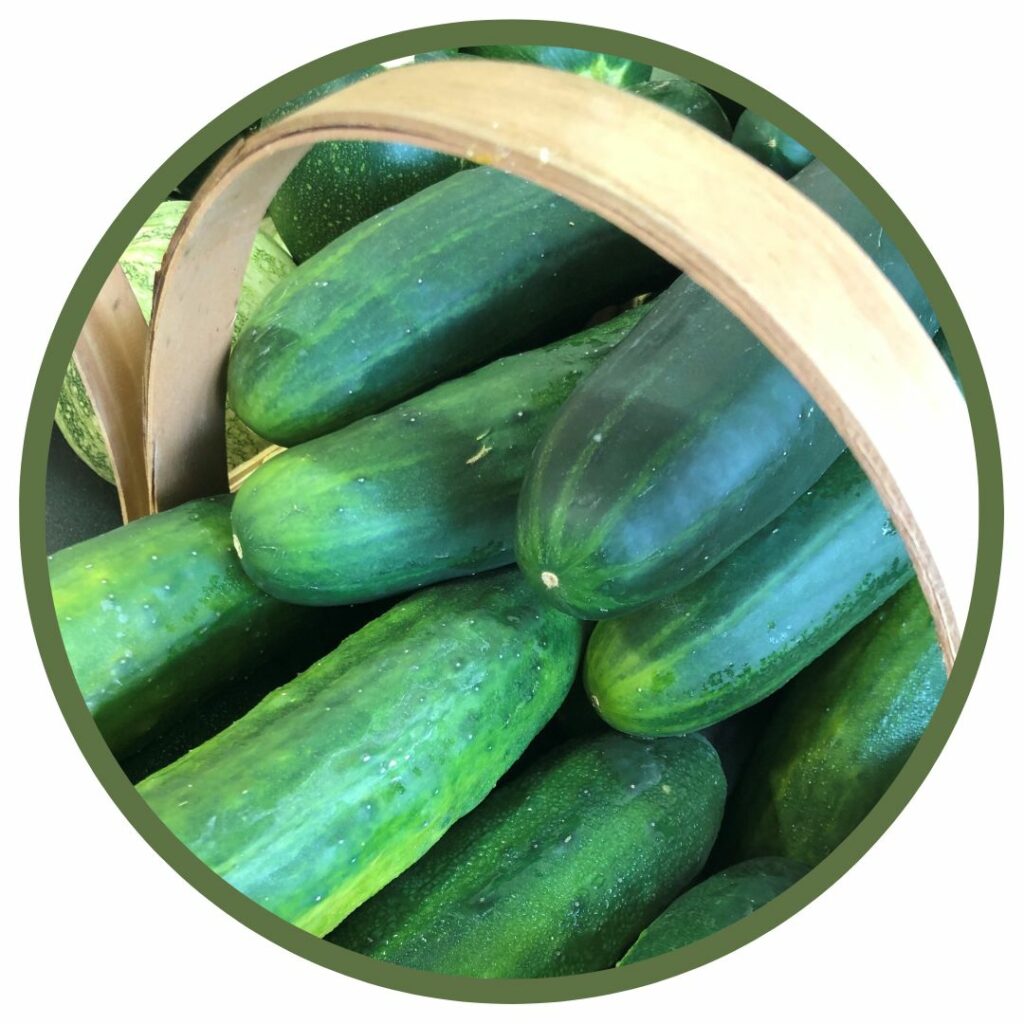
left=48, top=47, right=954, bottom=980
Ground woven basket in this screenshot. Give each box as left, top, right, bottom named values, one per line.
left=68, top=59, right=975, bottom=668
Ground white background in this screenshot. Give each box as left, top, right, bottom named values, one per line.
left=2, top=1, right=1019, bottom=1019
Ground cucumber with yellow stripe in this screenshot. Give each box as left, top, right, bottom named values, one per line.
left=137, top=569, right=584, bottom=937
left=583, top=451, right=915, bottom=736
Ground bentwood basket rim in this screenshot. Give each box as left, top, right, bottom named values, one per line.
left=73, top=57, right=975, bottom=668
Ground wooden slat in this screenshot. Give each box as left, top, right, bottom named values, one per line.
left=71, top=263, right=150, bottom=523
left=141, top=59, right=976, bottom=667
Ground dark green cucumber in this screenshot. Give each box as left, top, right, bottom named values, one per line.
left=704, top=86, right=746, bottom=127
left=48, top=496, right=303, bottom=758
left=648, top=71, right=744, bottom=126
left=229, top=165, right=675, bottom=445
left=723, top=580, right=946, bottom=866
left=630, top=78, right=731, bottom=139
left=263, top=65, right=471, bottom=263
left=330, top=732, right=725, bottom=977
left=617, top=857, right=806, bottom=965
left=137, top=569, right=583, bottom=937
left=230, top=76, right=730, bottom=447
left=459, top=45, right=651, bottom=86
left=173, top=125, right=253, bottom=199
left=731, top=109, right=814, bottom=178
left=584, top=451, right=914, bottom=736
left=413, top=49, right=465, bottom=63
left=516, top=159, right=939, bottom=619
left=231, top=306, right=650, bottom=605
left=698, top=695, right=784, bottom=794
left=120, top=597, right=395, bottom=784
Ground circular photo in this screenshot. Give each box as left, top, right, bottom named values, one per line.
left=28, top=27, right=994, bottom=1002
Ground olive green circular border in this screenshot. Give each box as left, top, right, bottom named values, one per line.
left=20, top=18, right=1003, bottom=1005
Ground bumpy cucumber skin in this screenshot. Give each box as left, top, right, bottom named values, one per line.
left=516, top=159, right=939, bottom=619
left=229, top=164, right=676, bottom=446
left=48, top=496, right=301, bottom=757
left=231, top=307, right=650, bottom=605
left=584, top=452, right=914, bottom=736
left=618, top=857, right=806, bottom=965
left=731, top=110, right=814, bottom=179
left=137, top=570, right=584, bottom=938
left=119, top=599, right=389, bottom=784
left=330, top=732, right=725, bottom=978
left=724, top=580, right=946, bottom=867
left=263, top=66, right=471, bottom=263
left=460, top=45, right=652, bottom=86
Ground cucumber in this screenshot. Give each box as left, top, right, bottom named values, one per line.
left=584, top=451, right=915, bottom=736
left=704, top=87, right=745, bottom=127
left=229, top=165, right=675, bottom=446
left=732, top=109, right=814, bottom=179
left=173, top=123, right=256, bottom=199
left=329, top=732, right=726, bottom=977
left=697, top=695, right=783, bottom=794
left=459, top=45, right=651, bottom=87
left=48, top=496, right=304, bottom=758
left=230, top=306, right=650, bottom=606
left=516, top=159, right=939, bottom=619
left=229, top=76, right=735, bottom=447
left=630, top=78, right=731, bottom=139
left=413, top=50, right=465, bottom=63
left=54, top=201, right=291, bottom=483
left=136, top=569, right=583, bottom=937
left=119, top=597, right=393, bottom=784
left=618, top=857, right=807, bottom=965
left=722, top=579, right=946, bottom=866
left=263, top=65, right=471, bottom=263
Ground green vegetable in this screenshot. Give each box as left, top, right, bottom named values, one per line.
left=229, top=74, right=740, bottom=448
left=54, top=201, right=291, bottom=482
left=723, top=580, right=946, bottom=866
left=120, top=598, right=390, bottom=784
left=516, top=159, right=939, bottom=619
left=630, top=78, right=731, bottom=139
left=459, top=45, right=651, bottom=86
left=231, top=306, right=650, bottom=605
left=584, top=452, right=914, bottom=736
left=732, top=109, right=814, bottom=179
left=228, top=165, right=675, bottom=447
left=173, top=124, right=255, bottom=199
left=704, top=86, right=746, bottom=126
left=618, top=857, right=806, bottom=965
left=137, top=569, right=583, bottom=937
left=263, top=65, right=471, bottom=263
left=48, top=496, right=303, bottom=757
left=330, top=732, right=726, bottom=977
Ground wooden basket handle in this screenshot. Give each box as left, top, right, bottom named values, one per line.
left=105, top=59, right=974, bottom=667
